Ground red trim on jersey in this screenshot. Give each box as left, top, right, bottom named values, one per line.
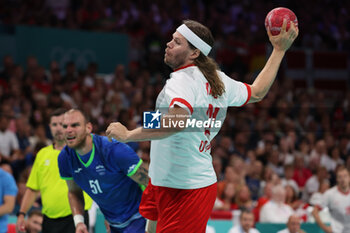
left=337, top=186, right=350, bottom=195
left=240, top=83, right=252, bottom=107
left=170, top=98, right=194, bottom=114
left=174, top=64, right=195, bottom=72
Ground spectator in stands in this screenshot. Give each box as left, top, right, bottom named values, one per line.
left=254, top=182, right=273, bottom=221
left=19, top=100, right=33, bottom=121
left=0, top=113, right=21, bottom=163
left=338, top=134, right=350, bottom=161
left=277, top=215, right=306, bottom=233
left=218, top=136, right=235, bottom=156
left=328, top=146, right=344, bottom=171
left=292, top=154, right=312, bottom=189
left=23, top=209, right=43, bottom=233
left=261, top=166, right=280, bottom=191
left=266, top=147, right=284, bottom=177
left=214, top=182, right=237, bottom=211
left=229, top=155, right=247, bottom=179
left=285, top=185, right=302, bottom=211
left=302, top=166, right=328, bottom=202
left=256, top=130, right=275, bottom=165
left=245, top=160, right=263, bottom=201
left=259, top=185, right=294, bottom=223
left=235, top=184, right=254, bottom=211
left=232, top=131, right=248, bottom=157
left=298, top=138, right=311, bottom=162
left=227, top=209, right=260, bottom=233
left=279, top=136, right=295, bottom=165
left=15, top=116, right=32, bottom=155
left=8, top=209, right=43, bottom=233
left=217, top=166, right=244, bottom=198
left=311, top=140, right=333, bottom=172
left=281, top=164, right=299, bottom=195
left=29, top=124, right=52, bottom=147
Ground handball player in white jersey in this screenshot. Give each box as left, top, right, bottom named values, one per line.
left=106, top=19, right=298, bottom=233
left=312, top=167, right=350, bottom=233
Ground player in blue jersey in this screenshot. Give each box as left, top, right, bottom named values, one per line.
left=57, top=109, right=149, bottom=233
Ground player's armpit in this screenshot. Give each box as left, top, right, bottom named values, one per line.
left=129, top=162, right=149, bottom=187
left=66, top=179, right=82, bottom=192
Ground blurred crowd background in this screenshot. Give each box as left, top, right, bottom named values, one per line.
left=0, top=0, right=350, bottom=227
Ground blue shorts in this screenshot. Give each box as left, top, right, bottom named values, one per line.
left=110, top=217, right=146, bottom=233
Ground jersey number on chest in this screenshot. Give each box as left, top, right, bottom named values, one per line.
left=89, top=179, right=103, bottom=194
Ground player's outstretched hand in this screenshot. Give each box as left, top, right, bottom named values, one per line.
left=75, top=223, right=89, bottom=233
left=106, top=122, right=129, bottom=142
left=267, top=18, right=298, bottom=52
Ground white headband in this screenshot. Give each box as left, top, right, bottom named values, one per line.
left=176, top=24, right=212, bottom=56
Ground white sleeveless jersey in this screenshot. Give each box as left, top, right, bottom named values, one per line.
left=321, top=186, right=350, bottom=233
left=149, top=65, right=251, bottom=189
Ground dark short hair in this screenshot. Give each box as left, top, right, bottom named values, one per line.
left=240, top=209, right=254, bottom=219
left=50, top=108, right=66, bottom=118
left=337, top=166, right=350, bottom=175
left=28, top=209, right=43, bottom=218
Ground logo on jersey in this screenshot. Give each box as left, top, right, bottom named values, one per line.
left=74, top=168, right=82, bottom=173
left=143, top=110, right=161, bottom=129
left=127, top=164, right=137, bottom=174
left=44, top=159, right=50, bottom=166
left=95, top=165, right=106, bottom=176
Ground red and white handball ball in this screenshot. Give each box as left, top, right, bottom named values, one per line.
left=265, top=7, right=298, bottom=36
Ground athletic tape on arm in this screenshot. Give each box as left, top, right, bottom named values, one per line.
left=73, top=214, right=84, bottom=227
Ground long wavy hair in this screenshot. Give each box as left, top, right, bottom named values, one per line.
left=184, top=20, right=225, bottom=98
